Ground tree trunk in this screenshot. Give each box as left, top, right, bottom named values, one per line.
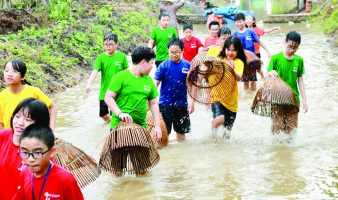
left=1, top=0, right=12, bottom=9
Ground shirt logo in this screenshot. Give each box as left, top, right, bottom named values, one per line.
left=44, top=192, right=61, bottom=200
left=293, top=66, right=298, bottom=72
left=115, top=61, right=122, bottom=66
left=168, top=34, right=173, bottom=38
left=182, top=68, right=189, bottom=74
left=144, top=85, right=151, bottom=91
left=191, top=44, right=197, bottom=48
left=245, top=36, right=252, bottom=41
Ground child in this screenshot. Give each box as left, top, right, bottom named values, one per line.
left=13, top=124, right=84, bottom=199
left=204, top=21, right=220, bottom=49
left=154, top=38, right=193, bottom=142
left=0, top=98, right=50, bottom=200
left=207, top=36, right=246, bottom=138
left=207, top=27, right=232, bottom=56
left=181, top=23, right=204, bottom=62
left=267, top=31, right=308, bottom=134
left=0, top=59, right=57, bottom=130
left=160, top=0, right=185, bottom=36
left=85, top=33, right=128, bottom=122
left=105, top=46, right=162, bottom=141
left=233, top=13, right=271, bottom=91
left=148, top=12, right=177, bottom=68
left=245, top=13, right=279, bottom=58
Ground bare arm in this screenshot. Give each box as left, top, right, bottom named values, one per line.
left=85, top=70, right=99, bottom=93
left=0, top=123, right=3, bottom=130
left=105, top=90, right=133, bottom=122
left=298, top=76, right=308, bottom=113
left=49, top=103, right=57, bottom=131
left=226, top=60, right=242, bottom=81
left=154, top=80, right=160, bottom=88
left=264, top=27, right=280, bottom=34
left=148, top=39, right=155, bottom=49
left=258, top=39, right=271, bottom=58
left=149, top=98, right=162, bottom=141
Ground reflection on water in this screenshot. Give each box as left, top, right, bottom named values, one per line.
left=52, top=23, right=338, bottom=199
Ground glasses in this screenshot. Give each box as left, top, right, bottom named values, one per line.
left=18, top=149, right=51, bottom=159
left=104, top=43, right=116, bottom=48
left=169, top=51, right=182, bottom=55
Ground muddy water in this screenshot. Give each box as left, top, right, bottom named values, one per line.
left=53, top=23, right=338, bottom=199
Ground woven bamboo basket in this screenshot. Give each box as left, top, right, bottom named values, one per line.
left=54, top=137, right=101, bottom=188
left=187, top=53, right=236, bottom=104
left=251, top=76, right=299, bottom=117
left=146, top=111, right=168, bottom=148
left=241, top=50, right=262, bottom=81
left=99, top=122, right=160, bottom=175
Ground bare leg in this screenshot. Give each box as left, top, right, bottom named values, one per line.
left=176, top=133, right=185, bottom=142
left=212, top=115, right=225, bottom=129
left=244, top=81, right=249, bottom=90
left=101, top=114, right=111, bottom=122
left=250, top=81, right=257, bottom=91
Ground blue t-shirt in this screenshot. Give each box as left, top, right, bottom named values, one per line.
left=233, top=29, right=259, bottom=53
left=154, top=59, right=191, bottom=106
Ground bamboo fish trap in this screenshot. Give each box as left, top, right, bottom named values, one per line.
left=99, top=122, right=160, bottom=175
left=146, top=111, right=168, bottom=148
left=241, top=50, right=263, bottom=81
left=187, top=53, right=236, bottom=104
left=54, top=137, right=101, bottom=188
left=251, top=76, right=299, bottom=117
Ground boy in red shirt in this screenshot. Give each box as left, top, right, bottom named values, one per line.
left=204, top=21, right=220, bottom=49
left=181, top=23, right=204, bottom=62
left=13, top=124, right=84, bottom=200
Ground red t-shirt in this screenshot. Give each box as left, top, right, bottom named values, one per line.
left=182, top=36, right=204, bottom=62
left=13, top=163, right=84, bottom=200
left=0, top=129, right=24, bottom=200
left=204, top=36, right=219, bottom=49
left=253, top=27, right=264, bottom=54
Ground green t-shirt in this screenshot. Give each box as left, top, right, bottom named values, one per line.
left=93, top=51, right=129, bottom=100
left=150, top=26, right=177, bottom=61
left=267, top=52, right=305, bottom=104
left=107, top=70, right=158, bottom=129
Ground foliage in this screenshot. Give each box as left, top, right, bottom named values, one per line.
left=0, top=0, right=158, bottom=92
left=271, top=0, right=288, bottom=14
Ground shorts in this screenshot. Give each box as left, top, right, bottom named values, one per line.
left=159, top=105, right=191, bottom=134
left=99, top=100, right=110, bottom=117
left=255, top=53, right=261, bottom=58
left=211, top=102, right=237, bottom=131
left=241, top=73, right=257, bottom=82
left=155, top=60, right=164, bottom=68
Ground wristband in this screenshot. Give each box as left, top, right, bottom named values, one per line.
left=117, top=112, right=123, bottom=118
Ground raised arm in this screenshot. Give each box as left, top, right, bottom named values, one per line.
left=258, top=39, right=271, bottom=58
left=49, top=102, right=57, bottom=131
left=148, top=39, right=155, bottom=49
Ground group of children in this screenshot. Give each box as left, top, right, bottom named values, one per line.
left=0, top=9, right=308, bottom=199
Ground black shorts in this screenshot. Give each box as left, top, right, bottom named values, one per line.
left=159, top=105, right=191, bottom=134
left=155, top=60, right=164, bottom=68
left=99, top=100, right=110, bottom=117
left=211, top=102, right=237, bottom=131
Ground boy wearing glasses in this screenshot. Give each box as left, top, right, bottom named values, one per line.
left=267, top=31, right=308, bottom=134
left=14, top=124, right=84, bottom=199
left=85, top=33, right=128, bottom=122
left=204, top=21, right=220, bottom=49
left=154, top=38, right=193, bottom=142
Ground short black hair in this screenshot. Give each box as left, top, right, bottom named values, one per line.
left=10, top=98, right=50, bottom=130
left=218, top=27, right=231, bottom=37
left=234, top=13, right=245, bottom=21
left=131, top=46, right=156, bottom=65
left=286, top=31, right=301, bottom=44
left=183, top=23, right=193, bottom=31
left=167, top=38, right=184, bottom=50
left=208, top=21, right=220, bottom=29
left=20, top=124, right=55, bottom=149
left=159, top=12, right=170, bottom=20
left=103, top=33, right=118, bottom=43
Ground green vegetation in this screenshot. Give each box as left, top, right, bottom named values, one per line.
left=271, top=0, right=288, bottom=14
left=0, top=0, right=158, bottom=93
left=309, top=0, right=338, bottom=46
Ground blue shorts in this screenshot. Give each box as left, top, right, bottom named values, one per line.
left=211, top=102, right=237, bottom=131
